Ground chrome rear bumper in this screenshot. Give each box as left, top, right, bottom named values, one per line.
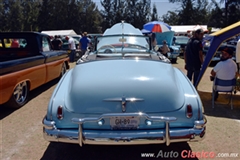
left=43, top=113, right=207, bottom=146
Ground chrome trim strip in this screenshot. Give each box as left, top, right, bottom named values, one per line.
left=43, top=126, right=206, bottom=146
left=103, top=97, right=144, bottom=102
left=43, top=114, right=206, bottom=147
left=71, top=112, right=177, bottom=124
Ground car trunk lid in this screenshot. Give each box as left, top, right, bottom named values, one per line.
left=65, top=59, right=185, bottom=114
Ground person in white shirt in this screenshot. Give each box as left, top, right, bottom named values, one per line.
left=236, top=38, right=240, bottom=73
left=210, top=47, right=238, bottom=100
left=66, top=36, right=76, bottom=62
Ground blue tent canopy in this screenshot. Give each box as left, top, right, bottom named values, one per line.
left=195, top=21, right=240, bottom=87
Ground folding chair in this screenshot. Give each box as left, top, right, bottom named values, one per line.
left=212, top=77, right=236, bottom=109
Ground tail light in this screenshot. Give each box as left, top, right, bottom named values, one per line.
left=57, top=105, right=63, bottom=119
left=186, top=104, right=193, bottom=118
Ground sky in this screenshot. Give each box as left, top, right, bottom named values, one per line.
left=92, top=0, right=223, bottom=17
left=92, top=0, right=180, bottom=17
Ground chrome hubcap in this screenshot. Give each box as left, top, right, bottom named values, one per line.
left=13, top=81, right=27, bottom=104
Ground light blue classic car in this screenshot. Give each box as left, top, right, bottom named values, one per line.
left=155, top=31, right=180, bottom=63
left=42, top=22, right=207, bottom=147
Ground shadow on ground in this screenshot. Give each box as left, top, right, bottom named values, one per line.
left=41, top=142, right=198, bottom=160
left=198, top=91, right=240, bottom=120
left=0, top=78, right=59, bottom=120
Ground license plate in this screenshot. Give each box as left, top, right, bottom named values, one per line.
left=110, top=117, right=139, bottom=129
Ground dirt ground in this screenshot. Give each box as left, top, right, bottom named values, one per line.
left=0, top=58, right=239, bottom=160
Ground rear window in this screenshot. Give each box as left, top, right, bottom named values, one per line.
left=0, top=38, right=28, bottom=48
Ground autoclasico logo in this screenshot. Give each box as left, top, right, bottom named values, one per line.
left=141, top=150, right=239, bottom=158
left=156, top=150, right=215, bottom=158
left=181, top=150, right=215, bottom=158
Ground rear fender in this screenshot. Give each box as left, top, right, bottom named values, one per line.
left=46, top=69, right=72, bottom=120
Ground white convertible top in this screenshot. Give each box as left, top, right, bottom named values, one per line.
left=97, top=22, right=149, bottom=50
left=103, top=22, right=143, bottom=36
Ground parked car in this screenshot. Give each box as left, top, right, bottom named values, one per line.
left=226, top=36, right=239, bottom=45
left=43, top=22, right=207, bottom=147
left=173, top=36, right=189, bottom=57
left=155, top=31, right=180, bottom=63
left=88, top=33, right=102, bottom=50
left=203, top=42, right=236, bottom=62
left=0, top=32, right=69, bottom=108
left=72, top=35, right=82, bottom=42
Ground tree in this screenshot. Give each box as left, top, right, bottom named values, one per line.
left=161, top=11, right=180, bottom=25
left=125, top=0, right=137, bottom=24
left=150, top=3, right=158, bottom=21
left=67, top=0, right=82, bottom=33
left=193, top=0, right=210, bottom=24
left=177, top=0, right=195, bottom=24
left=0, top=0, right=6, bottom=31
left=78, top=0, right=102, bottom=33
left=100, top=0, right=151, bottom=31
left=51, top=0, right=69, bottom=30
left=100, top=0, right=115, bottom=30
left=167, top=0, right=210, bottom=25
left=131, top=0, right=151, bottom=27
left=125, top=0, right=151, bottom=28
left=207, top=0, right=224, bottom=27
left=222, top=0, right=240, bottom=26
left=208, top=0, right=240, bottom=27
left=7, top=0, right=23, bottom=31
left=37, top=0, right=55, bottom=31
left=21, top=0, right=40, bottom=31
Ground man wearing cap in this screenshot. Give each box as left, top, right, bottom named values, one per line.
left=184, top=28, right=204, bottom=86
left=79, top=32, right=90, bottom=56
left=210, top=47, right=238, bottom=100
left=66, top=36, right=76, bottom=62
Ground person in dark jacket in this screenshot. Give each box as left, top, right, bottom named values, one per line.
left=184, top=29, right=204, bottom=86
left=51, top=35, right=62, bottom=50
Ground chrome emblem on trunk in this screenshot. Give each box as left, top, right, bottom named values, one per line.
left=104, top=97, right=144, bottom=112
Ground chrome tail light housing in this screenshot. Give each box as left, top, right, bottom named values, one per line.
left=186, top=104, right=193, bottom=118
left=57, top=105, right=64, bottom=119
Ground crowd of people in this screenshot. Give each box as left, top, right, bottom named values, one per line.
left=50, top=32, right=92, bottom=63
left=184, top=28, right=240, bottom=101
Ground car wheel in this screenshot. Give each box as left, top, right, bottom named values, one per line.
left=60, top=62, right=67, bottom=78
left=8, top=81, right=29, bottom=108
left=171, top=58, right=177, bottom=63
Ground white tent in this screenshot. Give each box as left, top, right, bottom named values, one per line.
left=171, top=25, right=208, bottom=34
left=41, top=29, right=77, bottom=36
left=188, top=25, right=208, bottom=32
left=211, top=27, right=221, bottom=32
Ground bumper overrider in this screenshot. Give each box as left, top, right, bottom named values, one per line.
left=42, top=113, right=207, bottom=146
